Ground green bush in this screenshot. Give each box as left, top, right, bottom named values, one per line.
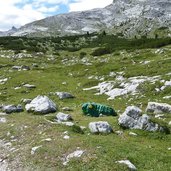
left=91, top=47, right=111, bottom=56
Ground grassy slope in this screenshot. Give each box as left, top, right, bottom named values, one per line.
left=0, top=36, right=171, bottom=170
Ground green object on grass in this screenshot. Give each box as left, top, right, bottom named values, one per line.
left=82, top=102, right=116, bottom=117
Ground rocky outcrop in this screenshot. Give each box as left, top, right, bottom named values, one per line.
left=118, top=106, right=168, bottom=132
left=146, top=102, right=171, bottom=114
left=25, top=95, right=57, bottom=114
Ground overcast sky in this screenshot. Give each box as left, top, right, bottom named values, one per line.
left=0, top=0, right=113, bottom=31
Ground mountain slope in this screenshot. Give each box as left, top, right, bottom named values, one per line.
left=4, top=0, right=171, bottom=37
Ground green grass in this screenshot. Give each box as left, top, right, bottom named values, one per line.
left=0, top=35, right=171, bottom=170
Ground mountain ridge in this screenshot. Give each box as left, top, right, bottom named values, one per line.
left=1, top=0, right=171, bottom=38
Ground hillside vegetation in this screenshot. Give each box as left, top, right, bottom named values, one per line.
left=0, top=34, right=171, bottom=171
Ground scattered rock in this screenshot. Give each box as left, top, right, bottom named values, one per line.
left=21, top=98, right=32, bottom=104
left=168, top=147, right=171, bottom=150
left=0, top=78, right=8, bottom=84
left=41, top=138, right=52, bottom=142
left=12, top=66, right=21, bottom=70
left=56, top=92, right=75, bottom=99
left=168, top=121, right=171, bottom=125
left=63, top=150, right=85, bottom=165
left=23, top=84, right=36, bottom=89
left=116, top=160, right=137, bottom=171
left=115, top=130, right=123, bottom=135
left=155, top=114, right=165, bottom=119
left=129, top=132, right=137, bottom=136
left=118, top=106, right=166, bottom=132
left=60, top=121, right=74, bottom=127
left=2, top=104, right=23, bottom=114
left=62, top=107, right=73, bottom=111
left=56, top=112, right=73, bottom=122
left=21, top=65, right=30, bottom=70
left=146, top=102, right=171, bottom=114
left=0, top=117, right=7, bottom=123
left=31, top=145, right=42, bottom=155
left=89, top=121, right=113, bottom=134
left=163, top=95, right=171, bottom=99
left=63, top=135, right=70, bottom=139
left=25, top=95, right=57, bottom=114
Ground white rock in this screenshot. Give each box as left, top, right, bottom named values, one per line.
left=168, top=147, right=171, bottom=150
left=116, top=160, right=137, bottom=171
left=25, top=95, right=57, bottom=114
left=2, top=104, right=23, bottom=114
left=31, top=145, right=42, bottom=155
left=129, top=132, right=137, bottom=136
left=63, top=135, right=70, bottom=139
left=146, top=102, right=171, bottom=114
left=89, top=121, right=113, bottom=134
left=56, top=112, right=73, bottom=122
left=0, top=78, right=8, bottom=84
left=41, top=138, right=52, bottom=142
left=118, top=106, right=164, bottom=132
left=163, top=96, right=171, bottom=99
left=0, top=117, right=7, bottom=123
left=56, top=92, right=74, bottom=99
left=168, top=121, right=171, bottom=125
left=63, top=150, right=85, bottom=165
left=23, top=84, right=36, bottom=88
left=115, top=130, right=123, bottom=135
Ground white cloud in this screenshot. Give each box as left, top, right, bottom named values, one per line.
left=69, top=0, right=113, bottom=12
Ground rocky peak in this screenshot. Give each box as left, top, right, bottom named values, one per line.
left=3, top=0, right=171, bottom=38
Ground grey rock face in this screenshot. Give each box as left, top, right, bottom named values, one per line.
left=89, top=121, right=113, bottom=133
left=118, top=106, right=165, bottom=132
left=2, top=104, right=23, bottom=114
left=7, top=0, right=171, bottom=38
left=56, top=112, right=73, bottom=122
left=56, top=92, right=74, bottom=100
left=146, top=102, right=171, bottom=114
left=25, top=95, right=57, bottom=114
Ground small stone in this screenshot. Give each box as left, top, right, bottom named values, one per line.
left=0, top=117, right=7, bottom=123
left=129, top=132, right=137, bottom=136
left=62, top=107, right=73, bottom=111
left=23, top=84, right=36, bottom=88
left=31, top=145, right=42, bottom=155
left=56, top=112, right=73, bottom=122
left=2, top=104, right=23, bottom=114
left=115, top=130, right=123, bottom=135
left=63, top=135, right=70, bottom=139
left=56, top=92, right=75, bottom=99
left=116, top=160, right=137, bottom=170
left=63, top=150, right=85, bottom=165
left=41, top=138, right=52, bottom=142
